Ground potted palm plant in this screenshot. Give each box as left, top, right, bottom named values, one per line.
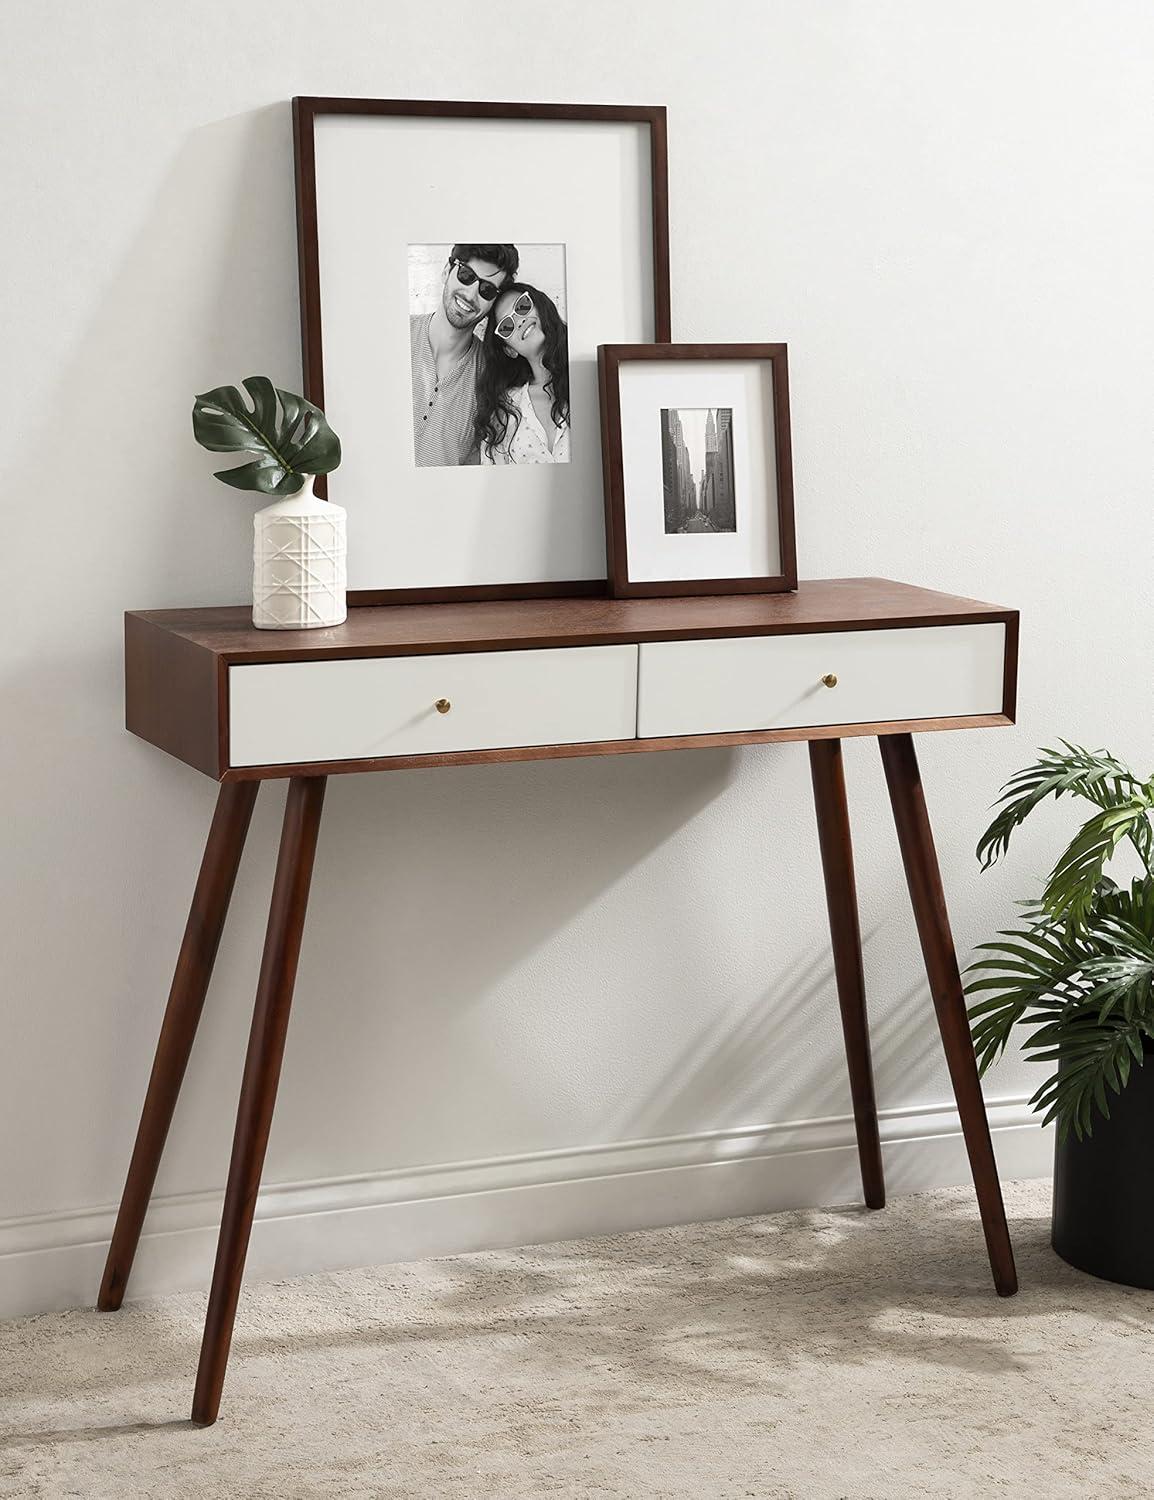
left=967, top=742, right=1154, bottom=1287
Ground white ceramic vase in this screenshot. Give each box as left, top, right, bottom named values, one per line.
left=252, top=478, right=347, bottom=630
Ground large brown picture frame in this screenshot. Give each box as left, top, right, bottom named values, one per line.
left=293, top=97, right=671, bottom=606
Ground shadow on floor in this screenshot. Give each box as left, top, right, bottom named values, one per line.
left=8, top=1183, right=1152, bottom=1442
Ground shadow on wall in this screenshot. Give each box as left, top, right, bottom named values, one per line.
left=613, top=943, right=942, bottom=1145
left=308, top=745, right=743, bottom=1007
left=276, top=746, right=750, bottom=1137
left=0, top=104, right=315, bottom=1210
left=10, top=106, right=300, bottom=636
left=1, top=99, right=304, bottom=1042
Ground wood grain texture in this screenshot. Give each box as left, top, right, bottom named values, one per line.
left=192, top=776, right=328, bottom=1425
left=125, top=613, right=223, bottom=778
left=220, top=715, right=1015, bottom=782
left=1002, top=610, right=1020, bottom=720
left=292, top=95, right=323, bottom=430
left=98, top=781, right=259, bottom=1311
left=808, top=740, right=885, bottom=1210
left=128, top=579, right=1017, bottom=662
left=879, top=733, right=1018, bottom=1297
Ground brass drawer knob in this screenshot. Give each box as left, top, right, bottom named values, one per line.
left=821, top=673, right=838, bottom=689
left=434, top=698, right=452, bottom=714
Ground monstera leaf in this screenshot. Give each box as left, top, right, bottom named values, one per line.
left=192, top=376, right=341, bottom=496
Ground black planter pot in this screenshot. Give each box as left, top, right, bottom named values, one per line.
left=1052, top=1040, right=1154, bottom=1288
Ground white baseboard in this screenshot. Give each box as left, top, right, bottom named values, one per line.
left=0, top=1096, right=1051, bottom=1322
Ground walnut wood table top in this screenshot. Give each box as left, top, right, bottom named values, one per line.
left=128, top=577, right=1015, bottom=663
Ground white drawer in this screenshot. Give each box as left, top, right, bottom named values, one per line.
left=229, top=645, right=639, bottom=768
left=637, top=623, right=1007, bottom=738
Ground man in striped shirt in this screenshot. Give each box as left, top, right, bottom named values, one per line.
left=410, top=243, right=520, bottom=467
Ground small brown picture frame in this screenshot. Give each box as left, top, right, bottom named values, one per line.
left=598, top=343, right=797, bottom=598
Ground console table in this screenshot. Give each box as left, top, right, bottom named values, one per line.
left=100, top=577, right=1020, bottom=1425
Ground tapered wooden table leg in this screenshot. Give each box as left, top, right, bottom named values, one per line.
left=879, top=733, right=1018, bottom=1296
left=192, top=776, right=327, bottom=1426
left=809, top=740, right=885, bottom=1210
left=98, top=780, right=260, bottom=1312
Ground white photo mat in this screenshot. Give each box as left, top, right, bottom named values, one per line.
left=309, top=113, right=658, bottom=594
left=617, top=360, right=782, bottom=582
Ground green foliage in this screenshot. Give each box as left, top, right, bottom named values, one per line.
left=968, top=743, right=1154, bottom=1141
left=192, top=376, right=341, bottom=497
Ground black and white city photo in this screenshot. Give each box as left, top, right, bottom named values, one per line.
left=660, top=407, right=737, bottom=533
left=408, top=243, right=570, bottom=469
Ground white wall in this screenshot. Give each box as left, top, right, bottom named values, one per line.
left=4, top=0, right=1151, bottom=1318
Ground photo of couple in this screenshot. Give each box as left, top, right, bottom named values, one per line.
left=408, top=242, right=570, bottom=469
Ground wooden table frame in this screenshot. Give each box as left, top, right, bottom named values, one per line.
left=99, top=582, right=1019, bottom=1425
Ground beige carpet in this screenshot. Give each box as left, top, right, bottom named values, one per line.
left=2, top=1178, right=1153, bottom=1499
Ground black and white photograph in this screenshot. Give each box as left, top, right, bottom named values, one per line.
left=408, top=243, right=570, bottom=469
left=661, top=407, right=737, bottom=533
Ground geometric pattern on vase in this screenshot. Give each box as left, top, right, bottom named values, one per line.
left=252, top=489, right=347, bottom=630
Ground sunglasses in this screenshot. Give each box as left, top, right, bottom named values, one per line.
left=495, top=292, right=535, bottom=341
left=449, top=259, right=501, bottom=302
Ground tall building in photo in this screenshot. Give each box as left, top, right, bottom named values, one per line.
left=676, top=431, right=693, bottom=520
left=703, top=456, right=717, bottom=519
left=699, top=409, right=723, bottom=526
left=713, top=407, right=736, bottom=531
left=661, top=408, right=680, bottom=531
left=662, top=408, right=697, bottom=531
